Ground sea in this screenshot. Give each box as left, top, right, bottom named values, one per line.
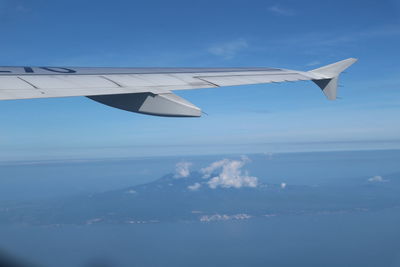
left=0, top=150, right=399, bottom=267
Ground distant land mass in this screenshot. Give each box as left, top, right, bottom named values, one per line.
left=1, top=170, right=399, bottom=226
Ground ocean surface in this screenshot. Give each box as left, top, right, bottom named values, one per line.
left=0, top=150, right=400, bottom=267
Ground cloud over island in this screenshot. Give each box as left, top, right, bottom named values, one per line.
left=186, top=156, right=258, bottom=190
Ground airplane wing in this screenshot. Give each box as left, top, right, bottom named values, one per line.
left=0, top=58, right=357, bottom=117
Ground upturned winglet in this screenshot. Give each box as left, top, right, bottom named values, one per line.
left=309, top=58, right=358, bottom=100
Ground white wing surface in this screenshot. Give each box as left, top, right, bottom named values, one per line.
left=0, top=58, right=357, bottom=117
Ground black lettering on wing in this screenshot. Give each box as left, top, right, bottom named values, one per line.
left=24, top=67, right=34, bottom=73
left=41, top=67, right=77, bottom=74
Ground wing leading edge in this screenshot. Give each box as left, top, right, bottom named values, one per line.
left=0, top=58, right=357, bottom=117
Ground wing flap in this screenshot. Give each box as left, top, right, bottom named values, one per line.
left=195, top=73, right=310, bottom=87
left=18, top=75, right=119, bottom=89
left=0, top=77, right=35, bottom=90
left=101, top=74, right=158, bottom=87
left=0, top=89, right=45, bottom=100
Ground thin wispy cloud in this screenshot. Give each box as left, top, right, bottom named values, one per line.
left=268, top=5, right=294, bottom=16
left=253, top=24, right=400, bottom=59
left=287, top=24, right=400, bottom=48
left=367, top=175, right=389, bottom=183
left=174, top=161, right=192, bottom=178
left=0, top=1, right=30, bottom=16
left=188, top=182, right=202, bottom=191
left=359, top=24, right=400, bottom=39
left=201, top=156, right=258, bottom=189
left=306, top=60, right=322, bottom=67
left=208, top=39, right=249, bottom=59
left=15, top=3, right=29, bottom=13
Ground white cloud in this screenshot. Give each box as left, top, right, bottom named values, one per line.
left=368, top=175, right=388, bottom=183
left=174, top=161, right=192, bottom=178
left=201, top=156, right=258, bottom=189
left=208, top=39, right=248, bottom=59
left=201, top=159, right=230, bottom=179
left=268, top=5, right=294, bottom=16
left=200, top=213, right=251, bottom=222
left=306, top=60, right=321, bottom=67
left=281, top=182, right=287, bottom=189
left=188, top=182, right=202, bottom=191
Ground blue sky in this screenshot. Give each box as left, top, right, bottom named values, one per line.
left=0, top=0, right=399, bottom=161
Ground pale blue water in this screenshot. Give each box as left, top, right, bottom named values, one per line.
left=0, top=209, right=400, bottom=267
left=1, top=150, right=400, bottom=266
